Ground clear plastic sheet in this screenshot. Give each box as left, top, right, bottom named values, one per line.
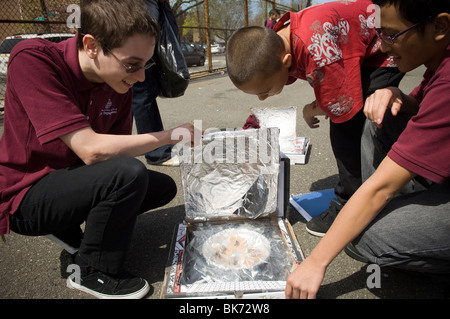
left=251, top=106, right=298, bottom=153
left=179, top=128, right=280, bottom=221
left=181, top=219, right=294, bottom=285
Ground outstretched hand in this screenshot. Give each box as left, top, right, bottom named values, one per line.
left=285, top=257, right=326, bottom=299
left=169, top=123, right=202, bottom=147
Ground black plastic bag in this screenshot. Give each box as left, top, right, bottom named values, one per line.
left=154, top=2, right=190, bottom=98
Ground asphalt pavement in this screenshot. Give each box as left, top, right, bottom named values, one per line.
left=0, top=65, right=449, bottom=301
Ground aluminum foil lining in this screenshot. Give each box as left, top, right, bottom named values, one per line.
left=179, top=127, right=280, bottom=221
left=181, top=220, right=294, bottom=284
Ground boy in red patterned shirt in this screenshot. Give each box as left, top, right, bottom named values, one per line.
left=227, top=0, right=403, bottom=236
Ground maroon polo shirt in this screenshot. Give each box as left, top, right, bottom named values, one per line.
left=389, top=45, right=450, bottom=184
left=0, top=34, right=132, bottom=235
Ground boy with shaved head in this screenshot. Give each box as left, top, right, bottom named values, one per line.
left=227, top=0, right=404, bottom=237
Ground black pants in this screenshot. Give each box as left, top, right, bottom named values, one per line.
left=330, top=67, right=404, bottom=203
left=9, top=157, right=177, bottom=274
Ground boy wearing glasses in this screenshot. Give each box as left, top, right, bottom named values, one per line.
left=0, top=0, right=196, bottom=299
left=227, top=0, right=404, bottom=237
left=285, top=0, right=450, bottom=299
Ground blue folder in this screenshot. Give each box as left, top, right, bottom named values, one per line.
left=289, top=189, right=336, bottom=221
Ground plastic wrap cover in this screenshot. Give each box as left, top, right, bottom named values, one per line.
left=181, top=220, right=294, bottom=285
left=180, top=128, right=280, bottom=221
left=251, top=106, right=297, bottom=153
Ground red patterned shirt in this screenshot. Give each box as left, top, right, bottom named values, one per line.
left=274, top=0, right=396, bottom=123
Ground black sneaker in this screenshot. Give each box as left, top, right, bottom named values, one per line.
left=306, top=198, right=343, bottom=236
left=67, top=266, right=149, bottom=299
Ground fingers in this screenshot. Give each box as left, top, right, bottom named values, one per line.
left=364, top=87, right=403, bottom=128
left=170, top=123, right=202, bottom=146
left=284, top=258, right=324, bottom=299
left=302, top=115, right=320, bottom=128
left=390, top=98, right=403, bottom=116
left=307, top=117, right=320, bottom=129
left=364, top=90, right=389, bottom=127
left=285, top=283, right=317, bottom=299
left=303, top=102, right=324, bottom=128
left=285, top=283, right=293, bottom=299
left=285, top=270, right=318, bottom=299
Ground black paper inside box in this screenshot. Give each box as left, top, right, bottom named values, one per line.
left=162, top=128, right=304, bottom=298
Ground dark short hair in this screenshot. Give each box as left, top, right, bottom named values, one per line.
left=372, top=0, right=450, bottom=26
left=76, top=0, right=159, bottom=51
left=226, top=26, right=285, bottom=86
left=269, top=9, right=281, bottom=16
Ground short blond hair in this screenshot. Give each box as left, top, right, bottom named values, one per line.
left=226, top=26, right=285, bottom=85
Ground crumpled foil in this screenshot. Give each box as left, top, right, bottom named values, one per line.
left=179, top=127, right=280, bottom=221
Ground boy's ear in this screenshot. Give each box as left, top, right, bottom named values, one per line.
left=82, top=34, right=100, bottom=59
left=282, top=52, right=292, bottom=68
left=433, top=13, right=450, bottom=42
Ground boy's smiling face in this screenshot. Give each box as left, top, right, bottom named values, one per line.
left=99, top=33, right=156, bottom=94
left=81, top=33, right=156, bottom=94
left=378, top=4, right=449, bottom=73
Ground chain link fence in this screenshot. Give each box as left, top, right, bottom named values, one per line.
left=0, top=0, right=309, bottom=113
left=0, top=0, right=79, bottom=112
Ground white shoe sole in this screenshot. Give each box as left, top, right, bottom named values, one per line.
left=160, top=156, right=179, bottom=166
left=67, top=277, right=150, bottom=299
left=305, top=226, right=326, bottom=237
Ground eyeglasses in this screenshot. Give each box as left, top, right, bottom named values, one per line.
left=374, top=22, right=421, bottom=45
left=104, top=47, right=155, bottom=73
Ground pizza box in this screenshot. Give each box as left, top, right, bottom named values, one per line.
left=282, top=136, right=310, bottom=165
left=161, top=128, right=304, bottom=299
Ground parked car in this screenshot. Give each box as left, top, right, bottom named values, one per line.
left=211, top=43, right=225, bottom=54
left=0, top=33, right=74, bottom=75
left=189, top=42, right=205, bottom=53
left=180, top=42, right=205, bottom=67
